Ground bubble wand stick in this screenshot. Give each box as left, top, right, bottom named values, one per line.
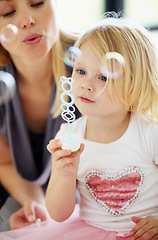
left=60, top=76, right=80, bottom=153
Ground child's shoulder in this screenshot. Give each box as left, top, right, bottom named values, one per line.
left=133, top=113, right=158, bottom=140
left=134, top=114, right=158, bottom=129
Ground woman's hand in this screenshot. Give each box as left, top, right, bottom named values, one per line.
left=47, top=139, right=84, bottom=178
left=130, top=216, right=158, bottom=239
left=9, top=200, right=49, bottom=230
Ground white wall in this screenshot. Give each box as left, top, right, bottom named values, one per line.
left=151, top=31, right=158, bottom=52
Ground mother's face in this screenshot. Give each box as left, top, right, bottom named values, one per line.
left=0, top=0, right=58, bottom=60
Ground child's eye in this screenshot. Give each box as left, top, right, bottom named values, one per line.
left=31, top=1, right=44, bottom=7
left=3, top=10, right=15, bottom=17
left=78, top=69, right=86, bottom=75
left=99, top=75, right=107, bottom=81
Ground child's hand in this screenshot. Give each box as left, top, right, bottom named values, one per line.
left=47, top=139, right=84, bottom=177
left=130, top=216, right=158, bottom=239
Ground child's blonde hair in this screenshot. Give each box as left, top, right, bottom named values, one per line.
left=75, top=14, right=158, bottom=122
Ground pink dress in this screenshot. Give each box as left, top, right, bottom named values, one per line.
left=0, top=210, right=131, bottom=240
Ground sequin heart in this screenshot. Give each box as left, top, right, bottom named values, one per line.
left=85, top=167, right=144, bottom=216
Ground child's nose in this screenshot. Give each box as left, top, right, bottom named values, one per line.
left=81, top=78, right=94, bottom=92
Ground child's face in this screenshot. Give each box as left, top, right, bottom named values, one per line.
left=72, top=40, right=126, bottom=118
left=0, top=0, right=58, bottom=60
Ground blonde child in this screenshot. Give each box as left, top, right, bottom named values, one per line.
left=46, top=15, right=158, bottom=240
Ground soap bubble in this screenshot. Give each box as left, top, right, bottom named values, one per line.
left=63, top=47, right=82, bottom=67
left=0, top=24, right=18, bottom=43
left=94, top=52, right=125, bottom=99
left=101, top=52, right=124, bottom=79
left=0, top=71, right=16, bottom=105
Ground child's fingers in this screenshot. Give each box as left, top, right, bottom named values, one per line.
left=72, top=143, right=85, bottom=158
left=130, top=216, right=158, bottom=239
left=47, top=141, right=85, bottom=165
left=53, top=143, right=85, bottom=169
left=131, top=216, right=142, bottom=224
left=55, top=155, right=77, bottom=170
left=52, top=149, right=72, bottom=162
left=47, top=139, right=61, bottom=153
left=130, top=217, right=148, bottom=235
left=79, top=143, right=85, bottom=153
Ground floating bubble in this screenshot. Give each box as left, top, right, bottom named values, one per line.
left=101, top=52, right=125, bottom=79
left=0, top=24, right=18, bottom=43
left=93, top=52, right=124, bottom=100
left=0, top=71, right=16, bottom=105
left=63, top=47, right=82, bottom=67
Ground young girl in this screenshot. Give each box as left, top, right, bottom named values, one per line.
left=1, top=14, right=158, bottom=240
left=46, top=15, right=158, bottom=239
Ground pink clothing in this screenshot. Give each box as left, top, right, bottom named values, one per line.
left=0, top=216, right=131, bottom=240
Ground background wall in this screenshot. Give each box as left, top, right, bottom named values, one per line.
left=57, top=0, right=158, bottom=50
left=58, top=0, right=105, bottom=31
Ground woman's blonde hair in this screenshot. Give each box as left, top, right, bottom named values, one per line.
left=0, top=28, right=78, bottom=118
left=75, top=14, right=158, bottom=122
left=51, top=28, right=79, bottom=117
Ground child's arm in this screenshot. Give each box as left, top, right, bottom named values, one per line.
left=45, top=139, right=84, bottom=222
left=130, top=216, right=158, bottom=239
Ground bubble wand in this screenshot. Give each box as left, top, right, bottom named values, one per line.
left=60, top=76, right=80, bottom=153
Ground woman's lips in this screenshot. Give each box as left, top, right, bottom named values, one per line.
left=80, top=96, right=95, bottom=103
left=23, top=34, right=43, bottom=45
